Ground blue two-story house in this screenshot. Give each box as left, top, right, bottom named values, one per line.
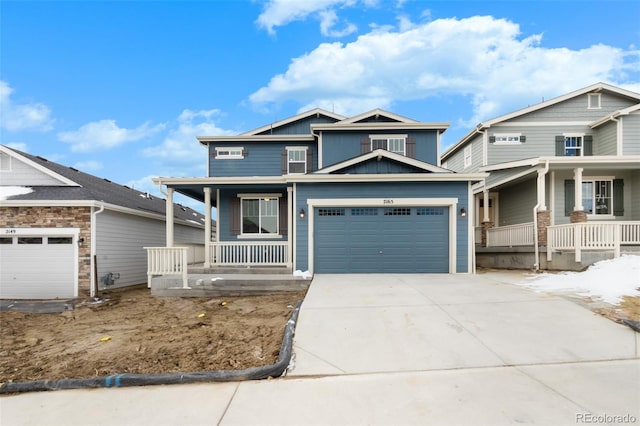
left=153, top=108, right=485, bottom=276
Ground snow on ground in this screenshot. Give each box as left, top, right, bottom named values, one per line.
left=521, top=255, right=640, bottom=305
left=0, top=186, right=33, bottom=200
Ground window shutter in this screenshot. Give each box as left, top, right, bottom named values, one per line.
left=230, top=196, right=241, bottom=236
left=242, top=148, right=248, bottom=157
left=520, top=135, right=526, bottom=143
left=555, top=136, right=565, bottom=156
left=584, top=135, right=593, bottom=156
left=489, top=136, right=496, bottom=143
left=306, top=149, right=313, bottom=173
left=281, top=149, right=288, bottom=175
left=613, top=179, right=624, bottom=216
left=360, top=137, right=370, bottom=154
left=279, top=196, right=288, bottom=236
left=406, top=137, right=416, bottom=158
left=564, top=180, right=574, bottom=216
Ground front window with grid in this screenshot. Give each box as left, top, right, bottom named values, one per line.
left=287, top=148, right=306, bottom=174
left=371, top=137, right=406, bottom=155
left=241, top=198, right=278, bottom=234
left=564, top=136, right=583, bottom=156
left=583, top=180, right=612, bottom=216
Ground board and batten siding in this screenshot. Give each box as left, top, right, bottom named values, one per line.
left=95, top=210, right=203, bottom=289
left=294, top=181, right=470, bottom=273
left=0, top=153, right=67, bottom=186
left=506, top=93, right=637, bottom=122
left=593, top=121, right=617, bottom=155
left=497, top=178, right=536, bottom=226
left=623, top=113, right=640, bottom=155
left=209, top=142, right=316, bottom=177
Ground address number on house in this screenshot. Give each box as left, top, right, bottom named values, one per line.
left=383, top=199, right=394, bottom=204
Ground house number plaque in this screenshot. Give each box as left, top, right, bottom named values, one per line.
left=383, top=199, right=394, bottom=204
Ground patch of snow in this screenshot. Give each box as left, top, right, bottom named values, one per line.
left=293, top=270, right=312, bottom=279
left=521, top=255, right=640, bottom=305
left=0, top=186, right=33, bottom=200
left=210, top=277, right=224, bottom=282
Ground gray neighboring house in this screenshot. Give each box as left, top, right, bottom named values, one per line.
left=441, top=82, right=640, bottom=268
left=0, top=145, right=210, bottom=299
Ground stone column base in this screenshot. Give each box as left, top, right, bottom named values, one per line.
left=536, top=210, right=551, bottom=247
left=481, top=221, right=494, bottom=248
left=570, top=210, right=588, bottom=223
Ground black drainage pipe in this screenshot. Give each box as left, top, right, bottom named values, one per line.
left=0, top=301, right=302, bottom=394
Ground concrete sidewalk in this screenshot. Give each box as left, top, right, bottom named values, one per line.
left=2, top=273, right=639, bottom=426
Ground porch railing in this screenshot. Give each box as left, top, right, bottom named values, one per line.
left=486, top=222, right=535, bottom=247
left=145, top=247, right=189, bottom=289
left=547, top=221, right=640, bottom=262
left=209, top=241, right=289, bottom=266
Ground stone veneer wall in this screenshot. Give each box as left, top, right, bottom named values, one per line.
left=0, top=206, right=92, bottom=296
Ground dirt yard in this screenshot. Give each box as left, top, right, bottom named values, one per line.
left=0, top=287, right=306, bottom=384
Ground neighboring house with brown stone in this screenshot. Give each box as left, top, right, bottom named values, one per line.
left=0, top=145, right=209, bottom=299
left=441, top=82, right=640, bottom=269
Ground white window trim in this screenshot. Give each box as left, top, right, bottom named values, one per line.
left=238, top=194, right=280, bottom=237
left=369, top=134, right=407, bottom=156
left=493, top=133, right=522, bottom=145
left=588, top=93, right=601, bottom=109
left=215, top=147, right=244, bottom=159
left=562, top=133, right=584, bottom=157
left=463, top=145, right=472, bottom=168
left=582, top=176, right=615, bottom=219
left=286, top=146, right=308, bottom=175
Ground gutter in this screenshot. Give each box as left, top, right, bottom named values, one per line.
left=532, top=160, right=550, bottom=271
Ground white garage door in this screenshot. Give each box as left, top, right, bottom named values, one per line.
left=0, top=229, right=78, bottom=299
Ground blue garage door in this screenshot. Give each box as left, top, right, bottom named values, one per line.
left=314, top=206, right=449, bottom=273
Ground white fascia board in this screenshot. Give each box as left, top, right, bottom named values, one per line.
left=494, top=121, right=592, bottom=127
left=316, top=149, right=449, bottom=174
left=240, top=108, right=346, bottom=136
left=480, top=156, right=640, bottom=172
left=286, top=172, right=487, bottom=183
left=198, top=135, right=315, bottom=145
left=590, top=103, right=640, bottom=128
left=337, top=109, right=419, bottom=124
left=310, top=122, right=449, bottom=131
left=0, top=145, right=80, bottom=186
left=480, top=158, right=540, bottom=171
left=482, top=168, right=538, bottom=192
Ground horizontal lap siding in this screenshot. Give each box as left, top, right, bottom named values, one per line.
left=295, top=181, right=469, bottom=273
left=218, top=188, right=287, bottom=242
left=510, top=94, right=635, bottom=122
left=1, top=155, right=64, bottom=186
left=255, top=116, right=337, bottom=135
left=593, top=122, right=617, bottom=155
left=498, top=178, right=536, bottom=226
left=623, top=114, right=640, bottom=155
left=209, top=142, right=316, bottom=177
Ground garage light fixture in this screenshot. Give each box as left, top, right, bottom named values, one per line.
left=299, top=208, right=306, bottom=219
left=460, top=208, right=466, bottom=217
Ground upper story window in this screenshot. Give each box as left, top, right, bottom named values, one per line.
left=583, top=179, right=612, bottom=216
left=564, top=136, right=583, bottom=156
left=287, top=147, right=307, bottom=174
left=241, top=197, right=278, bottom=235
left=370, top=135, right=406, bottom=156
left=463, top=145, right=472, bottom=168
left=215, top=147, right=244, bottom=159
left=588, top=93, right=601, bottom=109
left=555, top=134, right=593, bottom=156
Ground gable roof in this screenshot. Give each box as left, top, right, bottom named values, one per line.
left=442, top=82, right=640, bottom=160
left=590, top=102, right=640, bottom=128
left=240, top=108, right=346, bottom=136
left=316, top=149, right=450, bottom=174
left=336, top=108, right=419, bottom=124
left=0, top=145, right=206, bottom=226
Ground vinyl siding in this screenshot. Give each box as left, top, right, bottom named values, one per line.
left=95, top=210, right=203, bottom=289
left=209, top=142, right=316, bottom=177
left=0, top=154, right=68, bottom=186
left=255, top=115, right=337, bottom=135
left=507, top=93, right=637, bottom=122
left=295, top=181, right=470, bottom=273
left=498, top=178, right=536, bottom=226
left=623, top=113, right=640, bottom=155
left=631, top=170, right=640, bottom=220
left=593, top=121, right=617, bottom=155
left=443, top=134, right=483, bottom=173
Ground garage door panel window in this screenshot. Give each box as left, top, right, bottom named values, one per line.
left=318, top=208, right=345, bottom=216
left=242, top=198, right=278, bottom=235
left=351, top=208, right=378, bottom=216
left=18, top=237, right=43, bottom=244
left=48, top=237, right=73, bottom=244
left=417, top=207, right=445, bottom=216
left=384, top=208, right=411, bottom=216
left=0, top=237, right=12, bottom=244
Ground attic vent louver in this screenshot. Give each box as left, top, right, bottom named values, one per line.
left=69, top=167, right=79, bottom=172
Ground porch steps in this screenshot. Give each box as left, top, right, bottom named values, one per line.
left=187, top=265, right=293, bottom=275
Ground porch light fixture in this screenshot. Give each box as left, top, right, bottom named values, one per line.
left=460, top=208, right=466, bottom=217
left=299, top=208, right=306, bottom=219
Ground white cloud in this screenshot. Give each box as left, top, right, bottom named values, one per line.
left=58, top=120, right=166, bottom=152
left=0, top=81, right=54, bottom=132
left=5, top=142, right=29, bottom=152
left=249, top=15, right=640, bottom=121
left=141, top=108, right=236, bottom=175
left=256, top=0, right=358, bottom=36
left=73, top=160, right=103, bottom=172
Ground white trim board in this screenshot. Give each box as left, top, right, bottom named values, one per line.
left=0, top=145, right=80, bottom=186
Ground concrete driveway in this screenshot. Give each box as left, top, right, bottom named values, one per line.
left=2, top=272, right=639, bottom=426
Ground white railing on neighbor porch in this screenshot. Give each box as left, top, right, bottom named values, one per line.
left=547, top=222, right=640, bottom=262
left=486, top=222, right=535, bottom=247
left=145, top=247, right=189, bottom=289
left=209, top=241, right=289, bottom=266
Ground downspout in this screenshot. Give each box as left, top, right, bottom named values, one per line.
left=90, top=203, right=105, bottom=298
left=533, top=160, right=550, bottom=271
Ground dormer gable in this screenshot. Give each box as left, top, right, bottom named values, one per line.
left=338, top=108, right=419, bottom=124
left=316, top=149, right=449, bottom=175
left=0, top=145, right=80, bottom=187
left=241, top=108, right=345, bottom=136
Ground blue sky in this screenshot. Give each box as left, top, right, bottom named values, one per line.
left=1, top=0, right=639, bottom=210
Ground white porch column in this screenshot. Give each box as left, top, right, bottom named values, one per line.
left=482, top=190, right=490, bottom=222
left=573, top=167, right=584, bottom=211
left=166, top=187, right=174, bottom=247
left=216, top=189, right=220, bottom=243
left=204, top=187, right=212, bottom=268
left=537, top=168, right=547, bottom=211
left=287, top=186, right=293, bottom=268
